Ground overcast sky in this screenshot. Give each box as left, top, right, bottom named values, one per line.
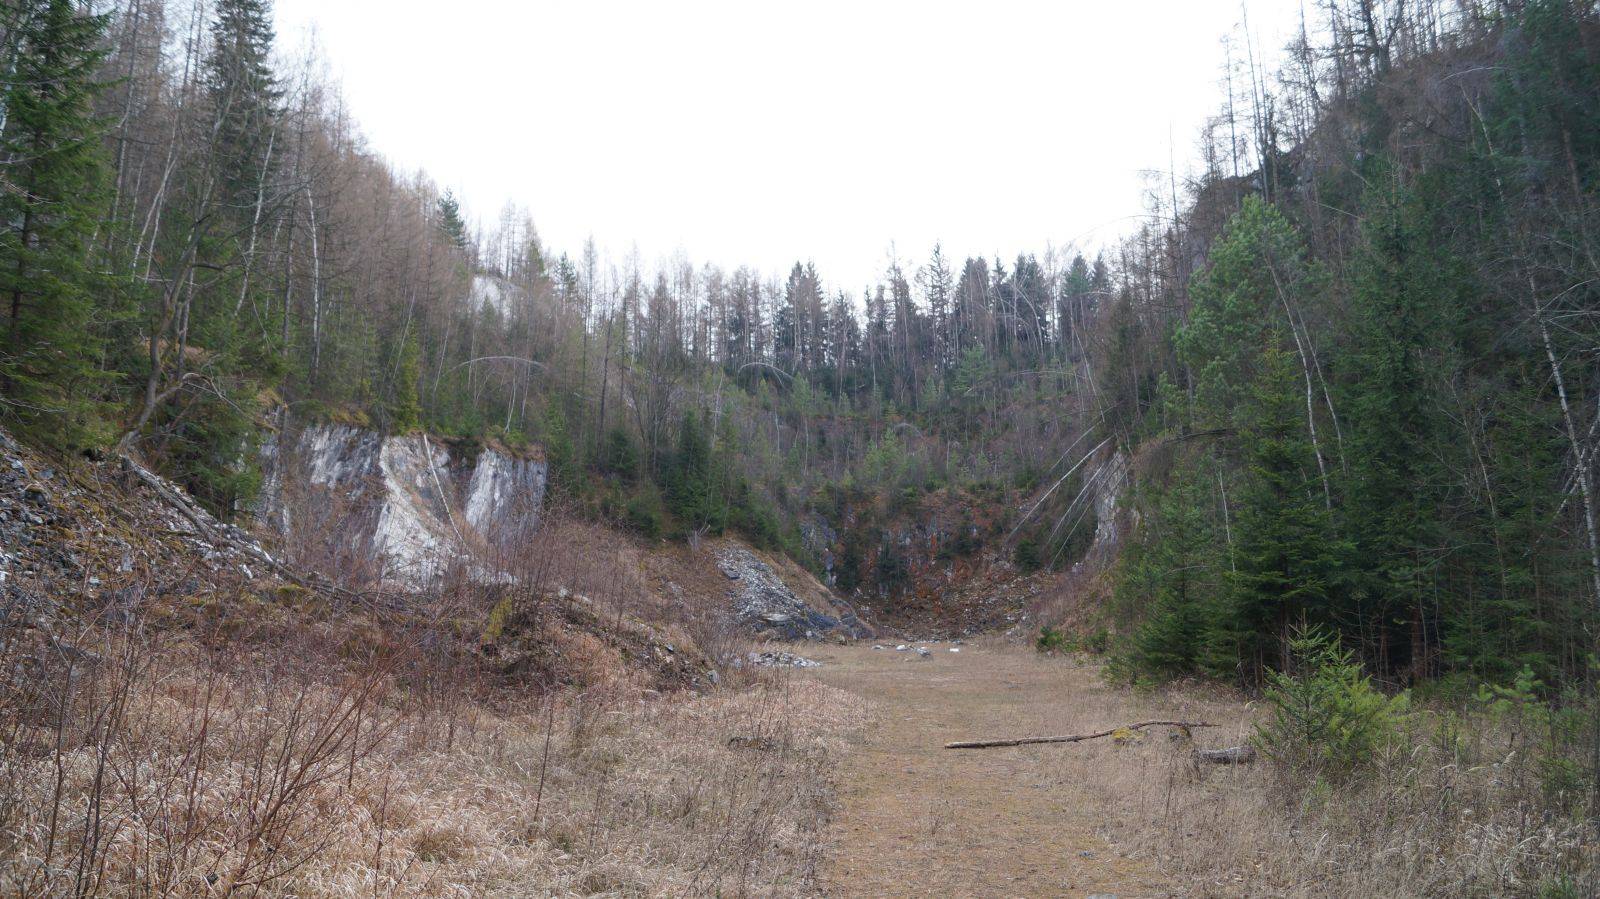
left=273, top=0, right=1303, bottom=286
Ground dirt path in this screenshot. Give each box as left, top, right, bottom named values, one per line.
left=808, top=642, right=1189, bottom=898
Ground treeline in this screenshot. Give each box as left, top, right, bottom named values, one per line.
left=2, top=0, right=476, bottom=512
left=1103, top=0, right=1600, bottom=689
left=0, top=0, right=1104, bottom=549
left=11, top=0, right=1600, bottom=690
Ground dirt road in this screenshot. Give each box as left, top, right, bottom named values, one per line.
left=809, top=642, right=1211, bottom=898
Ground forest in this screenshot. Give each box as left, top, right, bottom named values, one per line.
left=4, top=0, right=1600, bottom=696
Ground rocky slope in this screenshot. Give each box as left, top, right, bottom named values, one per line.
left=0, top=429, right=281, bottom=607
left=0, top=424, right=725, bottom=695
left=807, top=446, right=1129, bottom=637
left=715, top=545, right=872, bottom=641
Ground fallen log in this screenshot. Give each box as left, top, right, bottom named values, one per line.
left=120, top=454, right=220, bottom=544
left=1195, top=745, right=1256, bottom=764
left=944, top=720, right=1217, bottom=750
left=117, top=454, right=366, bottom=602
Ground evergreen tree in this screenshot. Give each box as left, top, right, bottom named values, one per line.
left=1225, top=348, right=1346, bottom=678
left=540, top=404, right=580, bottom=496
left=1340, top=179, right=1453, bottom=677
left=1177, top=197, right=1316, bottom=432
left=600, top=426, right=639, bottom=482
left=1009, top=253, right=1049, bottom=361
left=1057, top=253, right=1093, bottom=355
left=136, top=0, right=285, bottom=512
left=205, top=0, right=281, bottom=213
left=388, top=331, right=422, bottom=433
left=1123, top=480, right=1222, bottom=676
left=438, top=190, right=470, bottom=249
left=663, top=409, right=726, bottom=532
left=0, top=0, right=112, bottom=447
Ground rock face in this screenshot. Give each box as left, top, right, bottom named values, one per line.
left=715, top=546, right=869, bottom=641
left=469, top=273, right=521, bottom=317
left=463, top=448, right=545, bottom=537
left=263, top=423, right=546, bottom=586
left=1085, top=449, right=1128, bottom=564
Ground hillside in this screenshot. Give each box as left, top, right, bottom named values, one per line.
left=5, top=0, right=1600, bottom=894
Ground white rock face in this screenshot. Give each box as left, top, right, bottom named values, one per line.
left=1091, top=450, right=1128, bottom=554
left=300, top=425, right=382, bottom=489
left=470, top=274, right=522, bottom=318
left=464, top=448, right=546, bottom=538
left=263, top=423, right=546, bottom=588
left=372, top=435, right=455, bottom=583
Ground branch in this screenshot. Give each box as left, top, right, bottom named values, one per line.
left=944, top=720, right=1217, bottom=750
left=447, top=355, right=546, bottom=374
left=1195, top=745, right=1256, bottom=764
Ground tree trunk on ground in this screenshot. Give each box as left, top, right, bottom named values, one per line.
left=944, top=720, right=1217, bottom=750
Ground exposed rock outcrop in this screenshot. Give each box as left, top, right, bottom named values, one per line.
left=262, top=423, right=546, bottom=586
left=715, top=546, right=870, bottom=641
left=1083, top=448, right=1128, bottom=565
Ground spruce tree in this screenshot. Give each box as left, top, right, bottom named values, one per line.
left=141, top=0, right=283, bottom=513
left=1225, top=348, right=1347, bottom=677
left=388, top=332, right=422, bottom=433
left=1124, top=480, right=1222, bottom=677
left=1177, top=197, right=1317, bottom=432
left=665, top=409, right=713, bottom=527
left=1340, top=180, right=1453, bottom=677
left=438, top=190, right=469, bottom=249
left=0, top=0, right=112, bottom=447
left=205, top=0, right=281, bottom=212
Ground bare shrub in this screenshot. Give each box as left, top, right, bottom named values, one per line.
left=0, top=593, right=397, bottom=896
left=0, top=604, right=866, bottom=895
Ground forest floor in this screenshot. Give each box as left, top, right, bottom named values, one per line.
left=809, top=642, right=1251, bottom=898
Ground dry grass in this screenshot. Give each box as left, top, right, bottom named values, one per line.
left=0, top=622, right=868, bottom=897
left=0, top=433, right=882, bottom=896
left=810, top=642, right=1594, bottom=898
left=1081, top=681, right=1598, bottom=897
left=1005, top=664, right=1597, bottom=897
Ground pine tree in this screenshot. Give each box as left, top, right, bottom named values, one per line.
left=0, top=0, right=112, bottom=447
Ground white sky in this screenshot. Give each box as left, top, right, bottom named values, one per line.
left=273, top=0, right=1304, bottom=286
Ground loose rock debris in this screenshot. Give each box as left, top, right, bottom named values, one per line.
left=742, top=649, right=822, bottom=669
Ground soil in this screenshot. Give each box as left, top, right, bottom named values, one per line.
left=810, top=642, right=1187, bottom=898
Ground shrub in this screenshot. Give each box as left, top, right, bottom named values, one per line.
left=625, top=490, right=664, bottom=538
left=1037, top=626, right=1109, bottom=655
left=1013, top=536, right=1042, bottom=571
left=600, top=426, right=639, bottom=482
left=1257, top=628, right=1408, bottom=781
